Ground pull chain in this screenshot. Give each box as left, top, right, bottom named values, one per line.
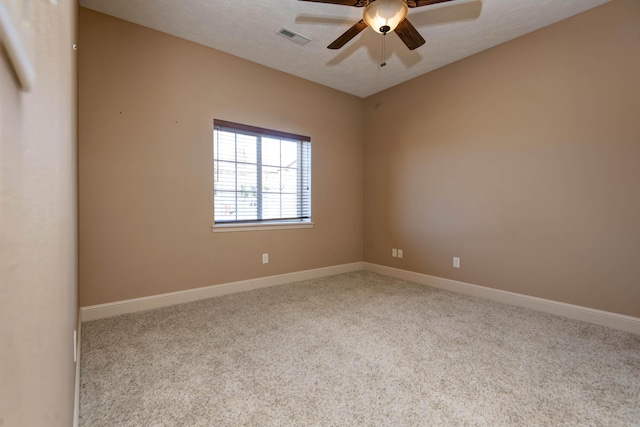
left=380, top=34, right=387, bottom=67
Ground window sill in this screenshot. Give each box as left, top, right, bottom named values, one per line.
left=211, top=221, right=315, bottom=233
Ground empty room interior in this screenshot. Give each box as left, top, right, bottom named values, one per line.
left=2, top=0, right=639, bottom=425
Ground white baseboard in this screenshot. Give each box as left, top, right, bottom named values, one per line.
left=364, top=262, right=640, bottom=335
left=73, top=311, right=81, bottom=427
left=81, top=262, right=364, bottom=322
left=80, top=261, right=639, bottom=335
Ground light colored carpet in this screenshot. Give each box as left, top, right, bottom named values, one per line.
left=80, top=271, right=640, bottom=426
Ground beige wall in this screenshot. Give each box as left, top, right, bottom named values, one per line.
left=364, top=0, right=640, bottom=317
left=0, top=0, right=77, bottom=425
left=79, top=2, right=640, bottom=318
left=78, top=8, right=364, bottom=306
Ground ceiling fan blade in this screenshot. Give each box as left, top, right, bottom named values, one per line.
left=297, top=0, right=365, bottom=6
left=394, top=18, right=425, bottom=50
left=411, top=0, right=457, bottom=7
left=328, top=20, right=368, bottom=49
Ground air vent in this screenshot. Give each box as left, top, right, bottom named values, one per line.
left=277, top=28, right=311, bottom=46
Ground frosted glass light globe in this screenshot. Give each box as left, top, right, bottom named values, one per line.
left=363, top=0, right=409, bottom=34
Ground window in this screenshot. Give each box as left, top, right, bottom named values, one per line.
left=213, top=119, right=311, bottom=228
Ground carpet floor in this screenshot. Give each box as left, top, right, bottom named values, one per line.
left=80, top=271, right=640, bottom=426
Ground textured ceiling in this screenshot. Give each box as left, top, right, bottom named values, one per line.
left=78, top=0, right=610, bottom=98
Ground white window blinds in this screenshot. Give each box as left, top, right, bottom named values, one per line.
left=213, top=119, right=311, bottom=225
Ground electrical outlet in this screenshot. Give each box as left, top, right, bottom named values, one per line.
left=392, top=248, right=397, bottom=257
left=397, top=249, right=403, bottom=259
left=262, top=253, right=269, bottom=264
left=453, top=257, right=460, bottom=268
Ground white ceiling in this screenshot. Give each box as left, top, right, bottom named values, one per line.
left=78, top=0, right=610, bottom=98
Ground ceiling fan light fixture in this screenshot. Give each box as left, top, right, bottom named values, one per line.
left=363, top=0, right=408, bottom=34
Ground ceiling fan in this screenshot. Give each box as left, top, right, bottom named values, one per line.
left=298, top=0, right=457, bottom=50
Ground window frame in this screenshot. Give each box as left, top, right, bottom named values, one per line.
left=212, top=119, right=313, bottom=232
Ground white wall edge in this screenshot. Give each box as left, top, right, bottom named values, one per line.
left=81, top=262, right=364, bottom=322
left=0, top=4, right=35, bottom=91
left=73, top=311, right=81, bottom=427
left=364, top=262, right=640, bottom=335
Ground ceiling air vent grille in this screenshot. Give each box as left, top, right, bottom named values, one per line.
left=277, top=28, right=311, bottom=46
